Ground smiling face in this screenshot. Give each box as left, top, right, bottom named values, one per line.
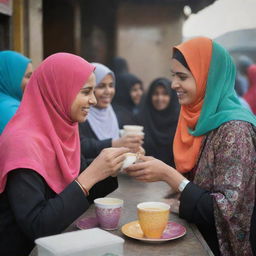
left=170, top=58, right=197, bottom=105
left=130, top=83, right=143, bottom=105
left=151, top=85, right=171, bottom=111
left=94, top=74, right=115, bottom=109
left=70, top=73, right=97, bottom=123
left=21, top=62, right=33, bottom=93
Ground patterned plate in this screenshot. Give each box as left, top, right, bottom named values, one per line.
left=75, top=217, right=99, bottom=230
left=121, top=220, right=186, bottom=242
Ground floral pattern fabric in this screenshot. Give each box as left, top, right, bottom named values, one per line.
left=194, top=120, right=256, bottom=256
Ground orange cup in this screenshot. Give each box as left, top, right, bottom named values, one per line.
left=137, top=202, right=170, bottom=239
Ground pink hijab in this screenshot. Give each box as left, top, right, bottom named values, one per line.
left=0, top=53, right=95, bottom=194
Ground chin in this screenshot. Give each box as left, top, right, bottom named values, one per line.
left=78, top=116, right=87, bottom=123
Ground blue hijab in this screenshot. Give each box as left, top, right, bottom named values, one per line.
left=0, top=51, right=31, bottom=134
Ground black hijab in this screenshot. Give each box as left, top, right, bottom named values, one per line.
left=111, top=57, right=129, bottom=75
left=137, top=78, right=180, bottom=166
left=112, top=72, right=143, bottom=113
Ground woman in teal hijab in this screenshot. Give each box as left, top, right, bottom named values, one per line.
left=0, top=50, right=32, bottom=134
left=126, top=37, right=256, bottom=256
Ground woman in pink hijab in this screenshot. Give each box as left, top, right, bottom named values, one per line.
left=0, top=53, right=128, bottom=256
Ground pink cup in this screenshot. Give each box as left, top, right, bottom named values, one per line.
left=94, top=197, right=124, bottom=230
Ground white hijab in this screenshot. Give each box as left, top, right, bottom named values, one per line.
left=87, top=63, right=119, bottom=140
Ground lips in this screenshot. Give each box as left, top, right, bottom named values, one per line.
left=82, top=107, right=89, bottom=115
left=176, top=91, right=186, bottom=98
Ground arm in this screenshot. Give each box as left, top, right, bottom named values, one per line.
left=79, top=121, right=112, bottom=158
left=7, top=169, right=90, bottom=240
left=80, top=136, right=112, bottom=159
left=80, top=154, right=118, bottom=204
left=87, top=177, right=118, bottom=203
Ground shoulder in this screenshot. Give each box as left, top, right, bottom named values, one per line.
left=79, top=121, right=94, bottom=135
left=215, top=120, right=254, bottom=137
left=210, top=120, right=255, bottom=150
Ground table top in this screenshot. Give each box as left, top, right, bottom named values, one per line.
left=73, top=174, right=214, bottom=256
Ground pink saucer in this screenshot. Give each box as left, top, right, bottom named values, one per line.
left=121, top=221, right=186, bottom=242
left=76, top=217, right=99, bottom=230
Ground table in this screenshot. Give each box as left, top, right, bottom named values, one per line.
left=73, top=174, right=214, bottom=256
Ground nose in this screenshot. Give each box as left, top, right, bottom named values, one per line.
left=89, top=93, right=97, bottom=106
left=171, top=77, right=179, bottom=90
left=104, top=85, right=111, bottom=94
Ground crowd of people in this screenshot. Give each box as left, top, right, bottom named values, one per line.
left=0, top=36, right=255, bottom=256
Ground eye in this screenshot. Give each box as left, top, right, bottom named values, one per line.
left=81, top=89, right=91, bottom=95
left=179, top=75, right=187, bottom=81
left=97, top=83, right=105, bottom=89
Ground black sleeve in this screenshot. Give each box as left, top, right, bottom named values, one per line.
left=179, top=182, right=220, bottom=255
left=80, top=155, right=118, bottom=204
left=179, top=182, right=215, bottom=226
left=87, top=176, right=118, bottom=204
left=7, top=169, right=90, bottom=240
left=80, top=137, right=112, bottom=159
left=79, top=122, right=112, bottom=159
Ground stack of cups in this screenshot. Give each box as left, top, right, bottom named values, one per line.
left=122, top=125, right=144, bottom=137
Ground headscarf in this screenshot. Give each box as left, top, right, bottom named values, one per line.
left=0, top=50, right=31, bottom=134
left=137, top=78, right=179, bottom=166
left=111, top=56, right=129, bottom=75
left=0, top=53, right=95, bottom=194
left=173, top=37, right=256, bottom=173
left=87, top=63, right=119, bottom=140
left=243, top=64, right=256, bottom=114
left=112, top=72, right=143, bottom=113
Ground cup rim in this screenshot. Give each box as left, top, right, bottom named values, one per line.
left=137, top=202, right=170, bottom=211
left=94, top=197, right=124, bottom=207
left=123, top=125, right=144, bottom=131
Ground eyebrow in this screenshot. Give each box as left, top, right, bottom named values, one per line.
left=81, top=86, right=93, bottom=91
left=170, top=70, right=189, bottom=76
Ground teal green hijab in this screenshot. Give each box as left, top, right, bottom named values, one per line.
left=191, top=41, right=256, bottom=136
left=0, top=51, right=31, bottom=134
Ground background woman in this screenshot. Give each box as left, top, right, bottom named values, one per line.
left=0, top=53, right=128, bottom=255
left=126, top=37, right=256, bottom=256
left=112, top=72, right=144, bottom=126
left=0, top=50, right=32, bottom=134
left=79, top=63, right=143, bottom=168
left=136, top=77, right=179, bottom=166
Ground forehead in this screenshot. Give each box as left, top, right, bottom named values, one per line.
left=25, top=62, right=33, bottom=73
left=170, top=58, right=190, bottom=73
left=101, top=74, right=114, bottom=83
left=82, top=73, right=96, bottom=88
left=152, top=85, right=169, bottom=95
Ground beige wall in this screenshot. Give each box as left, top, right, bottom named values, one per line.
left=27, top=0, right=43, bottom=68
left=117, top=3, right=184, bottom=89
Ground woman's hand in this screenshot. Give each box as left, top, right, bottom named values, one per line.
left=78, top=147, right=129, bottom=190
left=125, top=155, right=169, bottom=182
left=125, top=155, right=185, bottom=191
left=112, top=134, right=144, bottom=153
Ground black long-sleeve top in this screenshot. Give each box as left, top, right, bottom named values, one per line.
left=0, top=169, right=118, bottom=256
left=79, top=121, right=112, bottom=161
left=179, top=182, right=256, bottom=256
